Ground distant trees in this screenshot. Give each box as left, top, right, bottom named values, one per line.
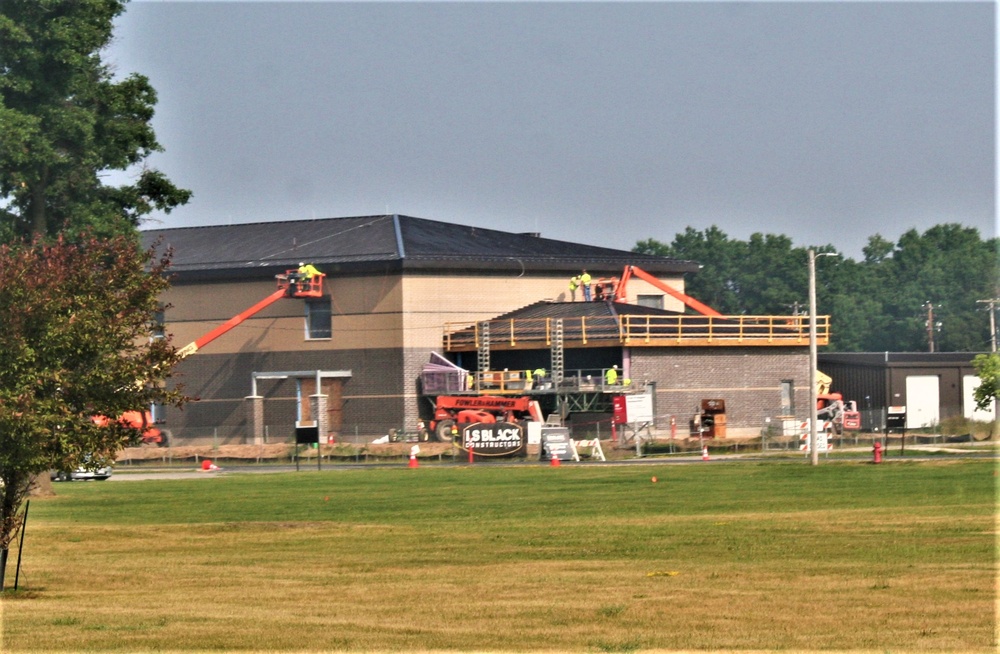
left=0, top=0, right=191, bottom=240
left=635, top=223, right=998, bottom=353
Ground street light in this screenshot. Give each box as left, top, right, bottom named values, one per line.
left=808, top=249, right=836, bottom=466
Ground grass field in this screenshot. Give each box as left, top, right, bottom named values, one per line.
left=1, top=460, right=996, bottom=653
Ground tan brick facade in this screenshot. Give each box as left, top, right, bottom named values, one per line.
left=159, top=266, right=805, bottom=442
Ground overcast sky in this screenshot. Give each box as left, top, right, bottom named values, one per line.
left=108, top=1, right=996, bottom=259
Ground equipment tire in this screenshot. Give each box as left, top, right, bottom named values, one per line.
left=435, top=420, right=457, bottom=442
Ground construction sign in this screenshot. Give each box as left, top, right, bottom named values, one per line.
left=461, top=422, right=526, bottom=457
left=799, top=424, right=833, bottom=453
left=613, top=393, right=654, bottom=424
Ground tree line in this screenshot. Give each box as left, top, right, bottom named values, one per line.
left=634, top=224, right=999, bottom=353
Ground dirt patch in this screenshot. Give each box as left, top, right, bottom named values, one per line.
left=117, top=443, right=293, bottom=463
left=116, top=441, right=461, bottom=464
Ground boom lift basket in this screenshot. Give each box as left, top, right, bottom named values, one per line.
left=277, top=270, right=325, bottom=298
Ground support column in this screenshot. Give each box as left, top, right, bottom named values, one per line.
left=311, top=394, right=329, bottom=443
left=245, top=395, right=264, bottom=444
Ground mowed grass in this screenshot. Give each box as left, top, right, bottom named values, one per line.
left=2, top=460, right=996, bottom=653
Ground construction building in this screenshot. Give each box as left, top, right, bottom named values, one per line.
left=143, top=215, right=821, bottom=443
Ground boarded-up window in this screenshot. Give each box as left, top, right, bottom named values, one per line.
left=780, top=380, right=794, bottom=416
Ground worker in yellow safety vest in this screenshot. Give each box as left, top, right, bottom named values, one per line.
left=298, top=262, right=321, bottom=279
left=580, top=270, right=592, bottom=301
left=605, top=365, right=618, bottom=386
left=287, top=262, right=321, bottom=295
left=569, top=275, right=581, bottom=301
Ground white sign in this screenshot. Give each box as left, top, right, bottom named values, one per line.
left=625, top=393, right=654, bottom=423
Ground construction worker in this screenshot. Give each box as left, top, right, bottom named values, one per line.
left=288, top=262, right=321, bottom=295
left=532, top=368, right=547, bottom=390
left=569, top=275, right=581, bottom=301
left=580, top=270, right=592, bottom=301
left=298, top=262, right=321, bottom=279
left=605, top=364, right=618, bottom=387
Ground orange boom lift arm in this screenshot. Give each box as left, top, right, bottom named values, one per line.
left=98, top=270, right=325, bottom=446
left=176, top=271, right=325, bottom=359
left=613, top=265, right=722, bottom=317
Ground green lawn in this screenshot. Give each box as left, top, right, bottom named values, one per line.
left=3, top=460, right=996, bottom=652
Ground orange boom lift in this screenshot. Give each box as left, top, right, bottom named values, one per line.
left=103, top=270, right=325, bottom=445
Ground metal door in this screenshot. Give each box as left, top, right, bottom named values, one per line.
left=963, top=375, right=996, bottom=421
left=905, top=375, right=939, bottom=429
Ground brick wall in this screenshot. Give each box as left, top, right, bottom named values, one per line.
left=165, top=348, right=409, bottom=443
left=630, top=347, right=810, bottom=431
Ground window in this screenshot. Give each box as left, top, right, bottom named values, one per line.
left=151, top=307, right=165, bottom=341
left=780, top=380, right=794, bottom=416
left=305, top=297, right=332, bottom=339
left=636, top=294, right=664, bottom=310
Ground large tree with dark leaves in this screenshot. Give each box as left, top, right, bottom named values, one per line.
left=0, top=236, right=183, bottom=590
left=862, top=224, right=997, bottom=352
left=0, top=0, right=190, bottom=240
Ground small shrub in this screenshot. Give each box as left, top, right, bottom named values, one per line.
left=937, top=416, right=995, bottom=440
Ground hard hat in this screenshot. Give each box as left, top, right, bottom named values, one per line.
left=299, top=262, right=305, bottom=266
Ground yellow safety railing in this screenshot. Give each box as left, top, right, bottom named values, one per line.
left=443, top=315, right=829, bottom=350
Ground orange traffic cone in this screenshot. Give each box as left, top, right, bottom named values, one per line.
left=702, top=446, right=709, bottom=461
left=409, top=445, right=419, bottom=468
left=550, top=452, right=561, bottom=467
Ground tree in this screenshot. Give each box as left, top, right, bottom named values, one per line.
left=635, top=223, right=998, bottom=353
left=971, top=353, right=1000, bottom=412
left=0, top=235, right=182, bottom=590
left=861, top=225, right=997, bottom=352
left=634, top=227, right=748, bottom=314
left=0, top=0, right=191, bottom=240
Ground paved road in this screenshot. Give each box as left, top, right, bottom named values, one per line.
left=103, top=443, right=997, bottom=481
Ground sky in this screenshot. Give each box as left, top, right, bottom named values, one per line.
left=108, top=0, right=996, bottom=260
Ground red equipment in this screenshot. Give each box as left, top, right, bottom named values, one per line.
left=92, top=410, right=164, bottom=446
left=430, top=395, right=543, bottom=442
left=816, top=393, right=861, bottom=435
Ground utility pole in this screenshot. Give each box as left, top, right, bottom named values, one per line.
left=924, top=302, right=935, bottom=353
left=808, top=250, right=818, bottom=466
left=978, top=299, right=999, bottom=352
left=807, top=250, right=836, bottom=466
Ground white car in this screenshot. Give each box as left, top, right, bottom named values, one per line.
left=51, top=461, right=113, bottom=481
